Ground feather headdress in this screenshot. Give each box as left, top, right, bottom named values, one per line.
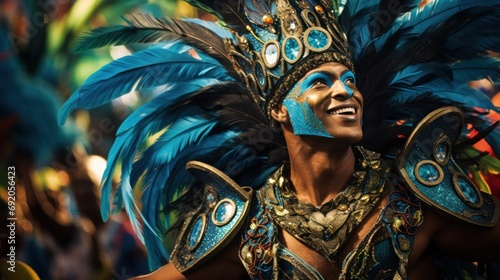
left=59, top=0, right=500, bottom=270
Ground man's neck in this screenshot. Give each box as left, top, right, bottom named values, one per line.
left=286, top=137, right=357, bottom=206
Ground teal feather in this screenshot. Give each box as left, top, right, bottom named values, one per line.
left=73, top=14, right=236, bottom=72
left=449, top=56, right=500, bottom=86
left=59, top=43, right=233, bottom=125
left=100, top=79, right=229, bottom=222
left=444, top=8, right=500, bottom=58
left=138, top=131, right=238, bottom=269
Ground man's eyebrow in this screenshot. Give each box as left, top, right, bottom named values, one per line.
left=304, top=70, right=336, bottom=79
left=339, top=69, right=354, bottom=77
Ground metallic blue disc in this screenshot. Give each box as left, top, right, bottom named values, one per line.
left=284, top=37, right=301, bottom=63
left=307, top=29, right=330, bottom=51
left=457, top=177, right=479, bottom=204
left=214, top=200, right=235, bottom=226
left=418, top=163, right=440, bottom=183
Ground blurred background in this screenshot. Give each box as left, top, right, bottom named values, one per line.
left=0, top=0, right=499, bottom=279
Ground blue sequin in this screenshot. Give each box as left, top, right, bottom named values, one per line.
left=307, top=29, right=328, bottom=50
left=457, top=177, right=479, bottom=204
left=418, top=163, right=439, bottom=182
left=188, top=216, right=204, bottom=248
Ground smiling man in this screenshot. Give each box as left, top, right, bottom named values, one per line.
left=132, top=59, right=500, bottom=279
left=58, top=0, right=500, bottom=279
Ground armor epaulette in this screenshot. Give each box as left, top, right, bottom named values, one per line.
left=170, top=161, right=253, bottom=273
left=397, top=106, right=500, bottom=227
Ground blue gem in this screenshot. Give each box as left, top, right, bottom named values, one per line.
left=206, top=191, right=217, bottom=208
left=207, top=193, right=216, bottom=203
left=215, top=201, right=235, bottom=224
left=308, top=29, right=328, bottom=50
left=457, top=177, right=479, bottom=204
left=255, top=64, right=265, bottom=86
left=418, top=163, right=439, bottom=182
left=285, top=38, right=300, bottom=61
left=435, top=143, right=448, bottom=163
left=188, top=216, right=204, bottom=248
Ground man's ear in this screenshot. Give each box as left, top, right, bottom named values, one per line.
left=270, top=105, right=288, bottom=123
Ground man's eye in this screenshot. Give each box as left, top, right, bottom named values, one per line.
left=344, top=77, right=356, bottom=85
left=312, top=78, right=328, bottom=87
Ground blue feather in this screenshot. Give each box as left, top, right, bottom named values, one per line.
left=444, top=8, right=500, bottom=58
left=449, top=56, right=500, bottom=86
left=59, top=43, right=234, bottom=125
left=138, top=131, right=238, bottom=269
left=100, top=78, right=229, bottom=221
left=372, top=0, right=500, bottom=51
left=182, top=18, right=237, bottom=43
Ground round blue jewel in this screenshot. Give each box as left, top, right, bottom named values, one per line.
left=214, top=200, right=235, bottom=225
left=418, top=163, right=440, bottom=182
left=457, top=177, right=479, bottom=204
left=307, top=29, right=329, bottom=50
left=188, top=216, right=204, bottom=249
left=284, top=37, right=301, bottom=63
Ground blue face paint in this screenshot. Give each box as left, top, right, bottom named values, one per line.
left=339, top=70, right=356, bottom=98
left=282, top=70, right=356, bottom=138
left=283, top=71, right=333, bottom=138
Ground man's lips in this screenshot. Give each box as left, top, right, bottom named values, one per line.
left=327, top=106, right=357, bottom=115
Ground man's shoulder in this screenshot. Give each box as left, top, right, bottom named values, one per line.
left=395, top=107, right=500, bottom=227
left=169, top=161, right=254, bottom=274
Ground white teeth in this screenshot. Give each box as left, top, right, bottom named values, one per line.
left=330, top=107, right=355, bottom=115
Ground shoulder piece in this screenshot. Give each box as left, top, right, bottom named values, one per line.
left=170, top=161, right=254, bottom=273
left=397, top=106, right=500, bottom=227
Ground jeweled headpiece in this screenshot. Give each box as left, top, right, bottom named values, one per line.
left=188, top=0, right=354, bottom=118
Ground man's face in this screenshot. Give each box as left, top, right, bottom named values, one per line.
left=281, top=62, right=363, bottom=142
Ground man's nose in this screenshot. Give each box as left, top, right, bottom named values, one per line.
left=330, top=80, right=353, bottom=100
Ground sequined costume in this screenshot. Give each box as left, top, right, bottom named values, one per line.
left=58, top=0, right=500, bottom=278
left=240, top=147, right=418, bottom=279
left=170, top=108, right=499, bottom=279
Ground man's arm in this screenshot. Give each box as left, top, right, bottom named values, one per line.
left=425, top=204, right=500, bottom=261
left=130, top=236, right=248, bottom=280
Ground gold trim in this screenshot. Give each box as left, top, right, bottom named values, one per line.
left=186, top=214, right=207, bottom=251
left=301, top=9, right=320, bottom=27
left=186, top=161, right=252, bottom=201
left=212, top=198, right=237, bottom=226
left=414, top=160, right=444, bottom=187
